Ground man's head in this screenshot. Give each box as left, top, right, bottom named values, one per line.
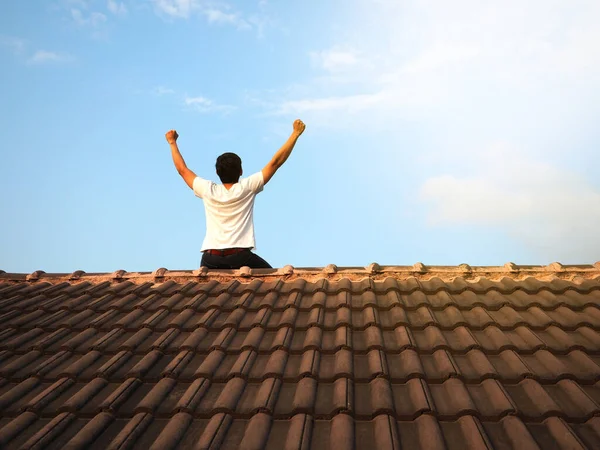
left=215, top=152, right=242, bottom=183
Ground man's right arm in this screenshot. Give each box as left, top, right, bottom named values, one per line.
left=262, top=119, right=305, bottom=185
left=166, top=129, right=197, bottom=190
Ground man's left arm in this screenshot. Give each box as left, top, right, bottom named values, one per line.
left=166, top=129, right=196, bottom=189
left=261, top=119, right=305, bottom=185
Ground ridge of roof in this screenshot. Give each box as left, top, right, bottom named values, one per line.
left=1, top=261, right=599, bottom=283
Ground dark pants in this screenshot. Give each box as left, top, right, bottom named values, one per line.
left=200, top=249, right=272, bottom=269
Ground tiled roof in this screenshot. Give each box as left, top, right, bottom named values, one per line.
left=0, top=263, right=599, bottom=449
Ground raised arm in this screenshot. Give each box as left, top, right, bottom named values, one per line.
left=262, top=119, right=305, bottom=185
left=166, top=129, right=196, bottom=189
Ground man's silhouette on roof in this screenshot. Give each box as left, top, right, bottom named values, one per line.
left=166, top=119, right=306, bottom=269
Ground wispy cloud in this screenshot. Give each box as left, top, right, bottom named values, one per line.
left=267, top=1, right=600, bottom=126
left=63, top=0, right=88, bottom=7
left=275, top=92, right=385, bottom=116
left=1, top=36, right=72, bottom=66
left=397, top=42, right=480, bottom=76
left=151, top=0, right=265, bottom=33
left=258, top=0, right=600, bottom=261
left=153, top=86, right=176, bottom=96
left=27, top=50, right=73, bottom=65
left=420, top=142, right=600, bottom=262
left=71, top=8, right=107, bottom=27
left=202, top=7, right=250, bottom=30
left=107, top=0, right=127, bottom=16
left=152, top=0, right=195, bottom=19
left=0, top=35, right=26, bottom=55
left=184, top=95, right=235, bottom=114
left=310, top=48, right=361, bottom=72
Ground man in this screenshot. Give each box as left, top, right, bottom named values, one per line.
left=165, top=119, right=306, bottom=269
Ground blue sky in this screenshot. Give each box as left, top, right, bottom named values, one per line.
left=1, top=0, right=599, bottom=273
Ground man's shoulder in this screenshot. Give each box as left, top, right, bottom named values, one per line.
left=240, top=172, right=264, bottom=194
left=193, top=176, right=215, bottom=198
left=241, top=171, right=264, bottom=182
left=240, top=171, right=265, bottom=193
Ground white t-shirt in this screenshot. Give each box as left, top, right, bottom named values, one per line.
left=192, top=171, right=264, bottom=252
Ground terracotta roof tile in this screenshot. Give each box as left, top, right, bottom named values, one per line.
left=0, top=264, right=599, bottom=448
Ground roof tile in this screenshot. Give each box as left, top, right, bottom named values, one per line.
left=0, top=411, right=38, bottom=447
left=21, top=411, right=76, bottom=449
left=284, top=414, right=313, bottom=450
left=197, top=412, right=233, bottom=449
left=0, top=268, right=599, bottom=448
left=409, top=414, right=446, bottom=450
left=61, top=378, right=108, bottom=412
left=330, top=413, right=354, bottom=450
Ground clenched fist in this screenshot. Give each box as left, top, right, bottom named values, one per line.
left=165, top=129, right=179, bottom=144
left=292, top=119, right=306, bottom=136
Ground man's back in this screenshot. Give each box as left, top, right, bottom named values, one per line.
left=192, top=172, right=264, bottom=252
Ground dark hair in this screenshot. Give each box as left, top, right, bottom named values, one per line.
left=215, top=152, right=242, bottom=183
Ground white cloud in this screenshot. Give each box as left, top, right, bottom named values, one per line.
left=64, top=0, right=88, bottom=7
left=397, top=42, right=480, bottom=75
left=202, top=7, right=250, bottom=30
left=420, top=142, right=600, bottom=261
left=151, top=0, right=262, bottom=32
left=0, top=35, right=26, bottom=54
left=152, top=0, right=195, bottom=19
left=107, top=0, right=127, bottom=16
left=1, top=37, right=72, bottom=66
left=270, top=0, right=600, bottom=124
left=310, top=49, right=361, bottom=72
left=153, top=86, right=176, bottom=95
left=184, top=95, right=235, bottom=113
left=185, top=96, right=211, bottom=106
left=276, top=92, right=384, bottom=116
left=259, top=0, right=600, bottom=261
left=27, top=50, right=72, bottom=64
left=71, top=8, right=107, bottom=27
